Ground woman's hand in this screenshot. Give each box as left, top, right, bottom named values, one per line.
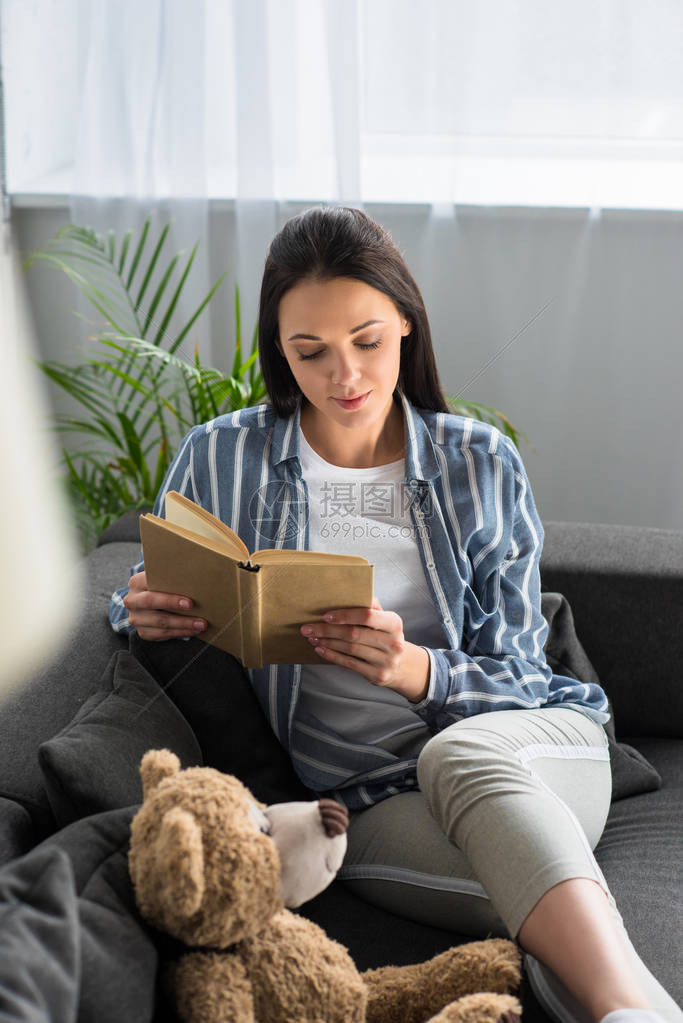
left=300, top=597, right=430, bottom=703
left=122, top=571, right=207, bottom=642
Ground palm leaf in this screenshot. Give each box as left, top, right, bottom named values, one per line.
left=445, top=395, right=527, bottom=449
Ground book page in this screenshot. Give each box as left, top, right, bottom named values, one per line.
left=165, top=491, right=249, bottom=561
left=252, top=548, right=370, bottom=566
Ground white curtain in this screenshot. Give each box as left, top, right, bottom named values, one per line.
left=51, top=0, right=683, bottom=366
left=65, top=0, right=367, bottom=367
left=69, top=0, right=214, bottom=363
left=4, top=0, right=681, bottom=363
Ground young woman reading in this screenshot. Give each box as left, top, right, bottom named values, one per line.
left=111, top=206, right=680, bottom=1023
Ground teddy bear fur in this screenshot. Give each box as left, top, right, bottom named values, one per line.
left=129, top=750, right=522, bottom=1023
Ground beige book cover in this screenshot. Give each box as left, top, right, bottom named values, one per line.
left=139, top=491, right=374, bottom=668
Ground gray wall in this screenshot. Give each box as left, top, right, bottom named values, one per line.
left=12, top=201, right=683, bottom=531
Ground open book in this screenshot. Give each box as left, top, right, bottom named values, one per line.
left=139, top=491, right=374, bottom=669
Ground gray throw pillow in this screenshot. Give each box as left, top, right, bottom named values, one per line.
left=0, top=806, right=159, bottom=1023
left=541, top=591, right=662, bottom=801
left=0, top=844, right=79, bottom=1022
left=49, top=806, right=159, bottom=1023
left=38, top=650, right=202, bottom=827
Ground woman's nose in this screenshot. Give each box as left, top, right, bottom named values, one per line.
left=331, top=355, right=362, bottom=385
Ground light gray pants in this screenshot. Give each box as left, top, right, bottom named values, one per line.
left=339, top=706, right=681, bottom=1021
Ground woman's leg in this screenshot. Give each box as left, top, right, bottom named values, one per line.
left=339, top=707, right=681, bottom=1022
left=518, top=877, right=651, bottom=1019
left=415, top=707, right=680, bottom=1022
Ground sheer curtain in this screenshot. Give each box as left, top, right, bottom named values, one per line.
left=67, top=0, right=365, bottom=366
left=69, top=0, right=214, bottom=363
left=7, top=0, right=683, bottom=207
left=60, top=0, right=683, bottom=363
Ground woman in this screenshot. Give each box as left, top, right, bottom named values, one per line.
left=110, top=206, right=679, bottom=1023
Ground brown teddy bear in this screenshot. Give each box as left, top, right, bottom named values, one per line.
left=129, top=750, right=522, bottom=1023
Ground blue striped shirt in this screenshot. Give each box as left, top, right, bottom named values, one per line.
left=109, top=391, right=609, bottom=809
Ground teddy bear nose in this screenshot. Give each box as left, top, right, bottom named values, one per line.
left=318, top=799, right=349, bottom=837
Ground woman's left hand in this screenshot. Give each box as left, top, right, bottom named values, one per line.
left=300, top=597, right=430, bottom=703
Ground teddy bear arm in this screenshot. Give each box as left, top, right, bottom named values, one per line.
left=169, top=951, right=255, bottom=1023
left=362, top=939, right=522, bottom=1023
left=426, top=992, right=521, bottom=1023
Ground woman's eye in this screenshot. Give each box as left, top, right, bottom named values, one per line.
left=297, top=339, right=382, bottom=362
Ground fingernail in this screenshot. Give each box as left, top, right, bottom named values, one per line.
left=193, top=620, right=205, bottom=631
left=179, top=599, right=191, bottom=609
left=301, top=626, right=313, bottom=635
left=324, top=613, right=336, bottom=622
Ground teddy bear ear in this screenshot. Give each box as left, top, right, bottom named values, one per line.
left=140, top=749, right=181, bottom=799
left=158, top=807, right=205, bottom=918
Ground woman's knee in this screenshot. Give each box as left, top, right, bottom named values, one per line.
left=417, top=722, right=514, bottom=799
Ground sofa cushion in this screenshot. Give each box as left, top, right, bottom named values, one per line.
left=0, top=844, right=79, bottom=1022
left=38, top=650, right=202, bottom=827
left=595, top=775, right=683, bottom=1006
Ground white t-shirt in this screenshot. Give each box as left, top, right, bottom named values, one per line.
left=297, top=427, right=444, bottom=749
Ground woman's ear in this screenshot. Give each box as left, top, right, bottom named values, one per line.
left=401, top=318, right=412, bottom=337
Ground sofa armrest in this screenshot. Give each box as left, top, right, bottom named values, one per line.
left=97, top=509, right=150, bottom=547
left=0, top=541, right=138, bottom=840
left=540, top=521, right=683, bottom=739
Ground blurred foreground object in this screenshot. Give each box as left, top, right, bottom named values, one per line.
left=0, top=216, right=79, bottom=700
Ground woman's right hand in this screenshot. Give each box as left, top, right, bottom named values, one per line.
left=122, top=570, right=207, bottom=642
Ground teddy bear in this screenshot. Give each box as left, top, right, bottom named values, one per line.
left=129, top=749, right=523, bottom=1023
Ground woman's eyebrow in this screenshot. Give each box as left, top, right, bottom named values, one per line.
left=286, top=319, right=386, bottom=342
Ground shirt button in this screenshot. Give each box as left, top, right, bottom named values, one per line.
left=444, top=616, right=452, bottom=626
left=426, top=561, right=435, bottom=569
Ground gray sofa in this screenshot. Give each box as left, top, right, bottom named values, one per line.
left=0, top=515, right=681, bottom=1021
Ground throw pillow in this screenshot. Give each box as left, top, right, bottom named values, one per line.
left=0, top=806, right=159, bottom=1023
left=52, top=806, right=158, bottom=1023
left=541, top=591, right=662, bottom=801
left=38, top=649, right=203, bottom=828
left=0, top=843, right=79, bottom=1022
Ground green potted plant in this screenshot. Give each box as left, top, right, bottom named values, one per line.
left=27, top=215, right=265, bottom=550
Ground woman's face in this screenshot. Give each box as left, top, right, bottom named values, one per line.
left=276, top=276, right=411, bottom=437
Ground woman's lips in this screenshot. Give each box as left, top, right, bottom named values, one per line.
left=332, top=391, right=371, bottom=410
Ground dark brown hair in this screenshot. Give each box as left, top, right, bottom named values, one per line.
left=257, top=206, right=449, bottom=416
